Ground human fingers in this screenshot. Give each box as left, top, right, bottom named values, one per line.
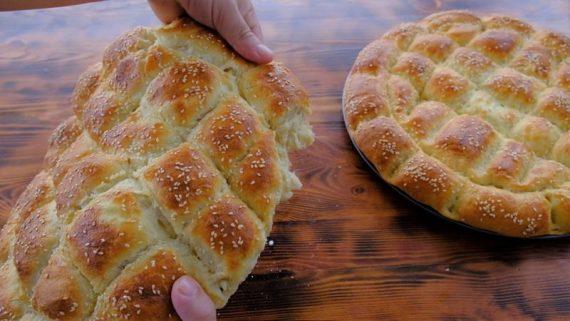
left=171, top=276, right=217, bottom=321
left=147, top=0, right=185, bottom=24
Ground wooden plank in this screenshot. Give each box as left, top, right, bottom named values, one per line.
left=0, top=0, right=568, bottom=320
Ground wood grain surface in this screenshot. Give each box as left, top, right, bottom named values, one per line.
left=0, top=0, right=569, bottom=320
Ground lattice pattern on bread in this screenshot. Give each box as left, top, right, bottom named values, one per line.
left=0, top=18, right=313, bottom=320
left=343, top=11, right=569, bottom=237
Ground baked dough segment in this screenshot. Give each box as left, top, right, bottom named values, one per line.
left=44, top=117, right=83, bottom=170
left=1, top=17, right=313, bottom=317
left=184, top=195, right=266, bottom=300
left=13, top=202, right=60, bottom=293
left=31, top=251, right=95, bottom=321
left=553, top=132, right=570, bottom=167
left=354, top=116, right=417, bottom=178
left=140, top=143, right=225, bottom=231
left=189, top=97, right=292, bottom=229
left=456, top=185, right=550, bottom=237
left=343, top=73, right=390, bottom=130
left=142, top=59, right=234, bottom=134
left=446, top=47, right=495, bottom=84
left=535, top=88, right=569, bottom=131
left=98, top=111, right=182, bottom=167
left=102, top=44, right=175, bottom=103
left=228, top=132, right=292, bottom=231
left=0, top=261, right=27, bottom=320
left=391, top=152, right=463, bottom=217
left=190, top=97, right=265, bottom=173
left=0, top=217, right=15, bottom=264
left=10, top=172, right=54, bottom=221
left=344, top=10, right=570, bottom=237
left=547, top=189, right=570, bottom=229
left=238, top=63, right=314, bottom=150
left=556, top=60, right=570, bottom=90
left=470, top=29, right=523, bottom=63
left=54, top=153, right=129, bottom=218
left=392, top=52, right=436, bottom=92
left=92, top=244, right=205, bottom=321
left=64, top=180, right=167, bottom=293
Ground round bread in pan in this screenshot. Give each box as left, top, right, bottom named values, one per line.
left=343, top=10, right=569, bottom=238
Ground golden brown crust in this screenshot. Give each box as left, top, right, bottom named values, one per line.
left=155, top=18, right=251, bottom=73
left=424, top=68, right=471, bottom=106
left=533, top=30, right=570, bottom=62
left=535, top=88, right=569, bottom=131
left=482, top=140, right=533, bottom=187
left=101, top=27, right=156, bottom=74
left=184, top=196, right=266, bottom=293
left=193, top=97, right=263, bottom=171
left=484, top=68, right=544, bottom=110
left=403, top=101, right=452, bottom=139
left=13, top=202, right=59, bottom=292
left=482, top=15, right=535, bottom=35
left=471, top=29, right=522, bottom=63
left=105, top=44, right=174, bottom=99
left=456, top=185, right=550, bottom=237
left=44, top=116, right=83, bottom=169
left=50, top=133, right=97, bottom=185
left=238, top=63, right=314, bottom=150
left=65, top=184, right=162, bottom=292
left=98, top=113, right=181, bottom=163
left=141, top=144, right=224, bottom=228
left=447, top=47, right=495, bottom=84
left=387, top=76, right=419, bottom=118
left=392, top=52, right=435, bottom=91
left=54, top=153, right=127, bottom=216
left=410, top=34, right=457, bottom=63
left=431, top=115, right=497, bottom=168
left=350, top=39, right=399, bottom=75
left=546, top=190, right=570, bottom=230
left=422, top=10, right=482, bottom=45
left=552, top=132, right=570, bottom=167
left=0, top=262, right=26, bottom=320
left=422, top=10, right=481, bottom=32
left=556, top=60, right=570, bottom=90
left=32, top=252, right=94, bottom=320
left=82, top=92, right=137, bottom=140
left=72, top=63, right=102, bottom=115
left=0, top=217, right=16, bottom=264
left=6, top=17, right=313, bottom=317
left=11, top=171, right=54, bottom=220
left=92, top=247, right=185, bottom=321
left=343, top=73, right=390, bottom=129
left=344, top=11, right=569, bottom=237
left=354, top=117, right=417, bottom=177
left=229, top=132, right=284, bottom=229
left=512, top=116, right=560, bottom=157
left=510, top=45, right=553, bottom=81
left=190, top=196, right=264, bottom=270
left=382, top=23, right=426, bottom=50
left=144, top=59, right=231, bottom=132
left=392, top=153, right=462, bottom=216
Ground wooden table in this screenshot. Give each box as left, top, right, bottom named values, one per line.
left=0, top=1, right=569, bottom=320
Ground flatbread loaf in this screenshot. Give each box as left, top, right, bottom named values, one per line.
left=0, top=18, right=313, bottom=320
left=343, top=10, right=569, bottom=237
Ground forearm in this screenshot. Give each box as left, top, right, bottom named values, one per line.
left=0, top=0, right=99, bottom=11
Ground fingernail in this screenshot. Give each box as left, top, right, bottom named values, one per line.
left=256, top=44, right=273, bottom=59
left=177, top=277, right=198, bottom=297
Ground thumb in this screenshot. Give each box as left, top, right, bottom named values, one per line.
left=212, top=1, right=273, bottom=64
left=172, top=276, right=217, bottom=321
